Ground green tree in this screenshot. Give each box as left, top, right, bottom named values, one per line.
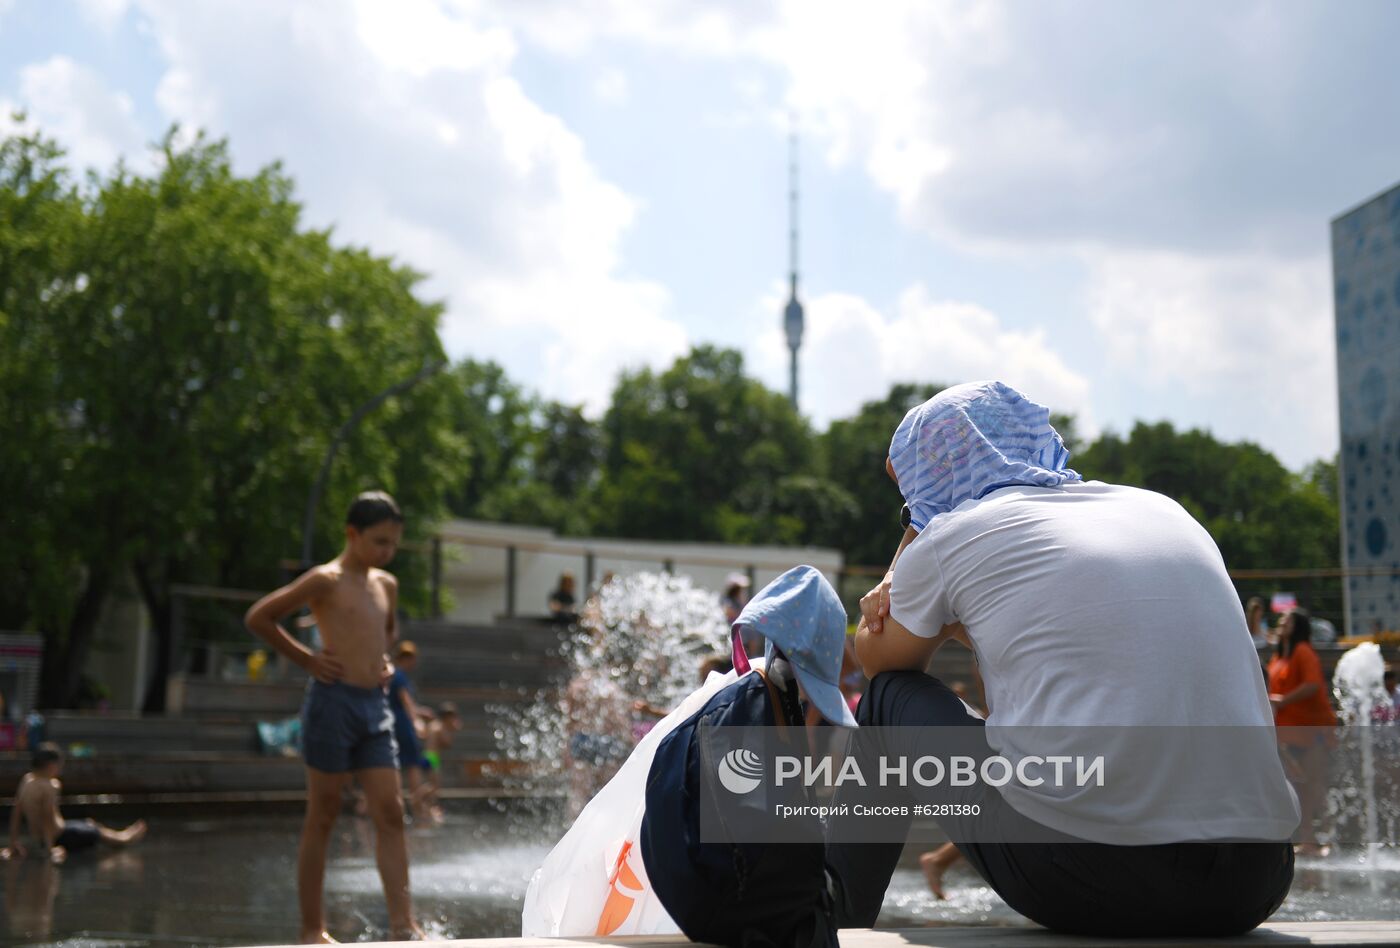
left=819, top=383, right=943, bottom=567
left=440, top=359, right=601, bottom=535
left=0, top=127, right=95, bottom=679
left=591, top=345, right=847, bottom=545
left=1, top=126, right=462, bottom=709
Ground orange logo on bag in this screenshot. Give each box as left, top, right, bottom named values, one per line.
left=596, top=840, right=643, bottom=935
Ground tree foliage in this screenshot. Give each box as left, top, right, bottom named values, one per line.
left=591, top=345, right=855, bottom=546
left=1, top=126, right=461, bottom=708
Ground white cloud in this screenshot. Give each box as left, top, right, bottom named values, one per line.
left=134, top=0, right=690, bottom=411
left=1084, top=248, right=1337, bottom=464
left=592, top=67, right=628, bottom=104
left=8, top=56, right=146, bottom=174
left=76, top=0, right=131, bottom=32
left=752, top=282, right=1095, bottom=435
left=477, top=0, right=1382, bottom=462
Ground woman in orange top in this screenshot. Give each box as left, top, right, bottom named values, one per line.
left=1266, top=609, right=1337, bottom=856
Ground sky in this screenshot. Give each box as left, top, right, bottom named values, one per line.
left=3, top=0, right=1398, bottom=469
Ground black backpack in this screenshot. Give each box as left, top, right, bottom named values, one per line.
left=640, top=666, right=838, bottom=948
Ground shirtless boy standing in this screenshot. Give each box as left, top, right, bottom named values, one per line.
left=245, top=490, right=421, bottom=943
left=3, top=743, right=146, bottom=863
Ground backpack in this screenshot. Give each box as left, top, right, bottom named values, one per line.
left=640, top=662, right=838, bottom=948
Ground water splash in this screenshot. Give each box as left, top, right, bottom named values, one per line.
left=1329, top=643, right=1396, bottom=866
left=489, top=572, right=729, bottom=827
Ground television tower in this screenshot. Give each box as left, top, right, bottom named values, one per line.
left=782, top=125, right=804, bottom=409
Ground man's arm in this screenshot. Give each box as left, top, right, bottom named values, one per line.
left=244, top=569, right=342, bottom=683
left=859, top=525, right=921, bottom=635
left=855, top=612, right=966, bottom=678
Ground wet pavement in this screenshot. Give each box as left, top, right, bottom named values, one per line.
left=2, top=808, right=1397, bottom=946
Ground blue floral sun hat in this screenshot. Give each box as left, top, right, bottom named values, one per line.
left=733, top=566, right=857, bottom=728
left=889, top=381, right=1081, bottom=531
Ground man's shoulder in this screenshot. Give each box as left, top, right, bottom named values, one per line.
left=370, top=569, right=398, bottom=589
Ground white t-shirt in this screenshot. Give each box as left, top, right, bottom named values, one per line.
left=890, top=481, right=1300, bottom=845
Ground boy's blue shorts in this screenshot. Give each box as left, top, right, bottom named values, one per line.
left=302, top=680, right=399, bottom=773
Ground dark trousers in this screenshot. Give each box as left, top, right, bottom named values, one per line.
left=824, top=671, right=1295, bottom=937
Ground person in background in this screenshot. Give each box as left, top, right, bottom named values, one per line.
left=419, top=703, right=463, bottom=822
left=579, top=570, right=615, bottom=627
left=4, top=743, right=146, bottom=863
left=387, top=641, right=434, bottom=823
left=721, top=573, right=751, bottom=624
left=1378, top=668, right=1398, bottom=723
left=548, top=572, right=579, bottom=623
left=1267, top=609, right=1337, bottom=856
left=723, top=573, right=760, bottom=656
left=697, top=654, right=732, bottom=683
left=244, top=490, right=422, bottom=942
left=1245, top=597, right=1270, bottom=648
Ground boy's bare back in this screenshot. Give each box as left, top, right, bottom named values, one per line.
left=15, top=773, right=63, bottom=845
left=306, top=562, right=398, bottom=689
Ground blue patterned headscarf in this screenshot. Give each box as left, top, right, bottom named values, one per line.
left=889, top=381, right=1081, bottom=531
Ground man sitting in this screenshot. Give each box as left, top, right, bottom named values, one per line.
left=827, top=381, right=1298, bottom=938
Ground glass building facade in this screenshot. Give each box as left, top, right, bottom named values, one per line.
left=1331, top=181, right=1400, bottom=636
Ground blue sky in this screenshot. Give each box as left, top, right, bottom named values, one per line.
left=4, top=0, right=1399, bottom=468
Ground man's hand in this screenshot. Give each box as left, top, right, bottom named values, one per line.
left=859, top=571, right=895, bottom=635
left=305, top=649, right=344, bottom=685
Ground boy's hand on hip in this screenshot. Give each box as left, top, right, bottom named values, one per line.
left=307, top=649, right=344, bottom=684
left=860, top=571, right=894, bottom=634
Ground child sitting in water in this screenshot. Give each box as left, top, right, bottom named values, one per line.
left=3, top=743, right=146, bottom=863
left=417, top=702, right=463, bottom=822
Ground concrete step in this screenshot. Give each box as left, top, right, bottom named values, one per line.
left=35, top=713, right=513, bottom=758
left=401, top=619, right=573, bottom=651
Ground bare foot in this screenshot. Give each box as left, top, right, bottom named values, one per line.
left=1294, top=842, right=1331, bottom=858
left=390, top=921, right=425, bottom=941
left=919, top=851, right=949, bottom=900
left=299, top=929, right=338, bottom=944
left=126, top=820, right=148, bottom=844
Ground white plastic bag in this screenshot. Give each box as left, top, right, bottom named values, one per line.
left=521, top=663, right=757, bottom=936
